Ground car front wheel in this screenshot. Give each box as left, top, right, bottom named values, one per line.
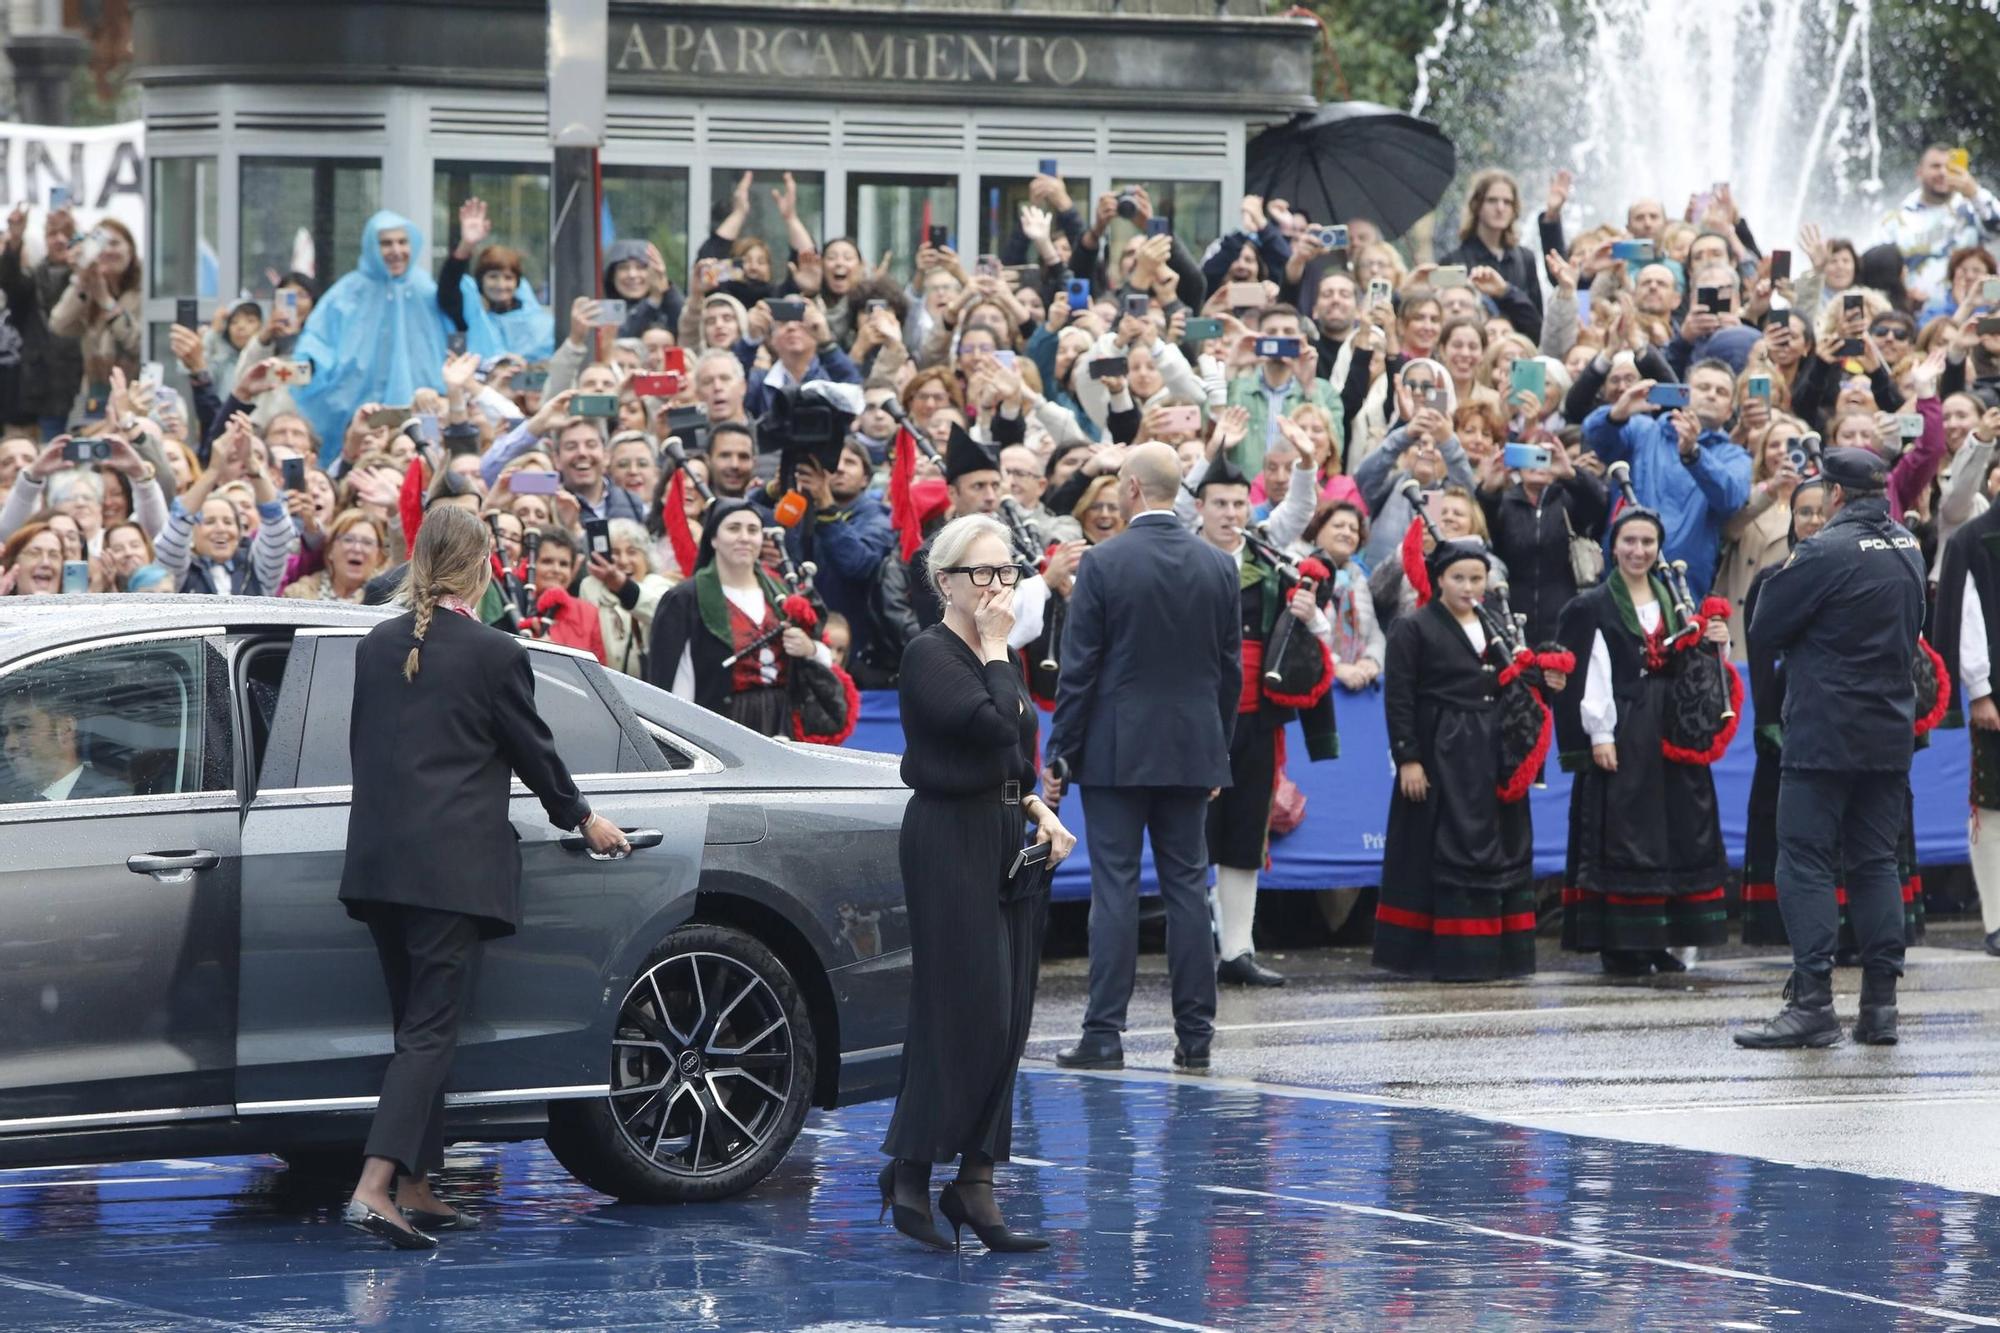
left=545, top=923, right=817, bottom=1203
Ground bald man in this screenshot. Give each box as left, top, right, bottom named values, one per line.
left=1044, top=442, right=1243, bottom=1074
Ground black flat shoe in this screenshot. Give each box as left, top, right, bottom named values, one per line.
left=1985, top=930, right=2000, bottom=958
left=402, top=1205, right=477, bottom=1231
left=1055, top=1039, right=1123, bottom=1071
left=1600, top=950, right=1653, bottom=977
left=938, top=1181, right=1050, bottom=1253
left=1217, top=952, right=1287, bottom=987
left=1648, top=949, right=1688, bottom=974
left=343, top=1199, right=438, bottom=1251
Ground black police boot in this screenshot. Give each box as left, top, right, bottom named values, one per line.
left=1851, top=969, right=1899, bottom=1046
left=1733, top=970, right=1841, bottom=1049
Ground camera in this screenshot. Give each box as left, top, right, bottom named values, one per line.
left=1115, top=189, right=1139, bottom=220
left=1787, top=432, right=1823, bottom=478
left=62, top=437, right=112, bottom=464
left=756, top=382, right=854, bottom=472
left=1315, top=225, right=1348, bottom=250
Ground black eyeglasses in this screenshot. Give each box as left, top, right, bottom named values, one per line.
left=1870, top=324, right=1909, bottom=340
left=942, top=564, right=1022, bottom=587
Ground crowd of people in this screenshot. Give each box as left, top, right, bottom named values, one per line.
left=2, top=150, right=1998, bottom=983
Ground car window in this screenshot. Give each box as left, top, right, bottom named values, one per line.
left=0, top=636, right=227, bottom=804
left=294, top=639, right=625, bottom=788
left=604, top=671, right=702, bottom=771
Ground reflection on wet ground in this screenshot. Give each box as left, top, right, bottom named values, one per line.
left=5, top=1067, right=2000, bottom=1330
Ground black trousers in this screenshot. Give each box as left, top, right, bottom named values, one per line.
left=362, top=905, right=482, bottom=1177
left=1776, top=768, right=1908, bottom=979
left=1079, top=785, right=1217, bottom=1047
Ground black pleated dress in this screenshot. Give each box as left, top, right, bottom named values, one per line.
left=881, top=624, right=1048, bottom=1165
left=1372, top=601, right=1538, bottom=982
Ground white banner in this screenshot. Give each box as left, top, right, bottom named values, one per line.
left=0, top=120, right=145, bottom=258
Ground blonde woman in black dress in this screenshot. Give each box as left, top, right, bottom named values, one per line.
left=880, top=513, right=1076, bottom=1253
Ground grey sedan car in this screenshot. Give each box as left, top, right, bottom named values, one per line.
left=0, top=597, right=911, bottom=1202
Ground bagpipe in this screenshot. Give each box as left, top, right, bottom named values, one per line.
left=1401, top=480, right=1570, bottom=802
left=1240, top=523, right=1337, bottom=710
left=1653, top=557, right=1744, bottom=766
left=719, top=587, right=859, bottom=745
left=999, top=496, right=1065, bottom=682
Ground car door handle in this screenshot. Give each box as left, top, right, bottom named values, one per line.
left=127, top=850, right=221, bottom=883
left=560, top=828, right=664, bottom=860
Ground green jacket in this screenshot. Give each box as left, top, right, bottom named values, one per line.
left=1224, top=371, right=1343, bottom=474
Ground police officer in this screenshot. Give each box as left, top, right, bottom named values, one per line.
left=1735, top=448, right=1926, bottom=1050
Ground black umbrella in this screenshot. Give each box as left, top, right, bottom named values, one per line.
left=1245, top=101, right=1458, bottom=239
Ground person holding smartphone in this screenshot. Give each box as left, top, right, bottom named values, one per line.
left=881, top=513, right=1073, bottom=1254
left=340, top=505, right=627, bottom=1249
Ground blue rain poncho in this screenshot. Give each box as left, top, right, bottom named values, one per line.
left=292, top=210, right=447, bottom=467
left=456, top=269, right=555, bottom=362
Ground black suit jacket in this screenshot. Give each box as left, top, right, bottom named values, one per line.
left=338, top=609, right=591, bottom=938
left=1045, top=512, right=1241, bottom=789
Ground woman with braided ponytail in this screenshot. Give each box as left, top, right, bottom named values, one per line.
left=337, top=504, right=628, bottom=1250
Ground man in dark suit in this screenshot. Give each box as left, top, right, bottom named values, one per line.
left=0, top=693, right=130, bottom=801
left=1042, top=441, right=1242, bottom=1073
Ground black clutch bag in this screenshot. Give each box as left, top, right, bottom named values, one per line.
left=1001, top=840, right=1053, bottom=902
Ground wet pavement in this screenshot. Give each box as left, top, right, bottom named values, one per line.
left=10, top=928, right=2000, bottom=1330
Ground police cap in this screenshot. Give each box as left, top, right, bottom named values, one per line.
left=1821, top=447, right=1889, bottom=493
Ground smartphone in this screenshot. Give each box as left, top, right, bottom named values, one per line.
left=1146, top=218, right=1171, bottom=237
left=1761, top=308, right=1793, bottom=331
left=175, top=298, right=199, bottom=329
left=1508, top=358, right=1546, bottom=398
left=1121, top=293, right=1150, bottom=320
left=1950, top=148, right=1971, bottom=173
left=446, top=331, right=467, bottom=356
left=990, top=350, right=1017, bottom=370
left=276, top=288, right=299, bottom=319
left=365, top=405, right=412, bottom=429
left=1647, top=383, right=1691, bottom=408
left=516, top=370, right=549, bottom=393
left=1502, top=442, right=1552, bottom=470
left=1610, top=239, right=1655, bottom=263
left=1769, top=249, right=1791, bottom=282
left=975, top=253, right=1002, bottom=279
left=863, top=298, right=888, bottom=317
left=1065, top=277, right=1091, bottom=306
left=1417, top=385, right=1448, bottom=412
left=1367, top=279, right=1393, bottom=306
left=1843, top=292, right=1864, bottom=317
left=666, top=404, right=708, bottom=441
left=270, top=456, right=305, bottom=493
left=1183, top=317, right=1225, bottom=341
left=1696, top=285, right=1721, bottom=310
left=273, top=359, right=313, bottom=386
left=926, top=224, right=949, bottom=249
left=1421, top=489, right=1447, bottom=525
left=1431, top=265, right=1470, bottom=289
left=582, top=517, right=612, bottom=559
left=62, top=437, right=112, bottom=464
left=47, top=185, right=69, bottom=212
left=1004, top=265, right=1039, bottom=288
left=1837, top=337, right=1867, bottom=357
left=591, top=298, right=628, bottom=327
left=60, top=561, right=88, bottom=595
left=1037, top=158, right=1058, bottom=177
left=509, top=469, right=561, bottom=495
left=1979, top=316, right=2000, bottom=337
left=1897, top=413, right=1925, bottom=440
left=632, top=372, right=683, bottom=399
left=1226, top=281, right=1265, bottom=309
left=1747, top=374, right=1773, bottom=401
left=414, top=412, right=442, bottom=446
left=571, top=392, right=619, bottom=417
left=138, top=361, right=164, bottom=388
left=1255, top=336, right=1302, bottom=360
left=1156, top=405, right=1201, bottom=435
left=1089, top=355, right=1129, bottom=380
left=768, top=297, right=808, bottom=324
left=1982, top=278, right=2000, bottom=305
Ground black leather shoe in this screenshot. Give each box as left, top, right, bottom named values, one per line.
left=1985, top=931, right=2000, bottom=958
left=1217, top=952, right=1287, bottom=987
left=1647, top=949, right=1688, bottom=974
left=1600, top=950, right=1653, bottom=977
left=402, top=1205, right=478, bottom=1231
left=1055, top=1037, right=1123, bottom=1071
left=343, top=1199, right=438, bottom=1250
left=1171, top=1043, right=1211, bottom=1074
left=1734, top=971, right=1842, bottom=1049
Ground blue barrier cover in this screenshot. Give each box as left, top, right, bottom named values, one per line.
left=843, top=687, right=1970, bottom=903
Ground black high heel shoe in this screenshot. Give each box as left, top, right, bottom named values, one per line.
left=880, top=1159, right=951, bottom=1251
left=938, top=1180, right=1050, bottom=1253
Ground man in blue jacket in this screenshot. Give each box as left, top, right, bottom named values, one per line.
left=1582, top=359, right=1751, bottom=596
left=796, top=439, right=894, bottom=664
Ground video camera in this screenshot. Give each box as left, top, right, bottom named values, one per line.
left=1786, top=431, right=1823, bottom=479
left=755, top=382, right=857, bottom=473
